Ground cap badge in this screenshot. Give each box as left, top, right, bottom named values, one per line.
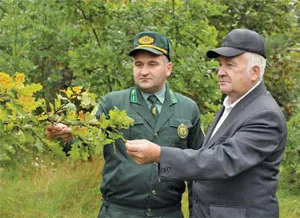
left=177, top=123, right=188, bottom=139
left=138, top=35, right=154, bottom=45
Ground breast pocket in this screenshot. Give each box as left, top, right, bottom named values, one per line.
left=125, top=115, right=144, bottom=140
left=169, top=118, right=192, bottom=148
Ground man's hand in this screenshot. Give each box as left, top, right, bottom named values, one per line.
left=45, top=123, right=72, bottom=143
left=125, top=139, right=161, bottom=164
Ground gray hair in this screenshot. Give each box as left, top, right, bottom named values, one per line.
left=245, top=52, right=266, bottom=80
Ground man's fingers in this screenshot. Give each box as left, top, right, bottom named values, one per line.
left=125, top=141, right=138, bottom=152
left=132, top=157, right=144, bottom=165
left=60, top=134, right=71, bottom=141
left=46, top=125, right=61, bottom=131
left=126, top=147, right=138, bottom=156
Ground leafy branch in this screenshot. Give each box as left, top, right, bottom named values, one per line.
left=0, top=72, right=133, bottom=162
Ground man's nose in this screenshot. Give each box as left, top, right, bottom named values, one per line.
left=140, top=66, right=149, bottom=75
left=217, top=66, right=226, bottom=76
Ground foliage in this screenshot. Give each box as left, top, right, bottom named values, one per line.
left=208, top=0, right=297, bottom=41
left=1, top=0, right=298, bottom=114
left=263, top=32, right=300, bottom=117
left=0, top=72, right=133, bottom=163
left=200, top=102, right=221, bottom=134
left=0, top=0, right=224, bottom=112
left=0, top=72, right=46, bottom=161
left=282, top=111, right=300, bottom=188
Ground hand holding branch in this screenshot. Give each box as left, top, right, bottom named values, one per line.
left=45, top=123, right=72, bottom=143
left=125, top=139, right=161, bottom=164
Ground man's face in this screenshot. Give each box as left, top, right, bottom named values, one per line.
left=133, top=51, right=172, bottom=94
left=217, top=53, right=259, bottom=103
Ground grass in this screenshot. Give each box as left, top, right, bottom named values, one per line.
left=0, top=154, right=103, bottom=218
left=277, top=170, right=300, bottom=218
left=0, top=154, right=299, bottom=218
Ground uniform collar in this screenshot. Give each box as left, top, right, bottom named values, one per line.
left=130, top=84, right=177, bottom=105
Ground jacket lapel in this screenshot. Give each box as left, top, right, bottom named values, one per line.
left=155, top=87, right=176, bottom=132
left=203, top=106, right=225, bottom=147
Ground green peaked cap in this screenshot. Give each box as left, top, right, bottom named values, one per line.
left=128, top=31, right=172, bottom=61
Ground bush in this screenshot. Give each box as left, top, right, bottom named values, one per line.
left=282, top=111, right=300, bottom=188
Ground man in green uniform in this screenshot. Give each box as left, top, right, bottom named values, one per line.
left=46, top=31, right=204, bottom=217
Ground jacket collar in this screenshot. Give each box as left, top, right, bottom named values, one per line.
left=130, top=84, right=177, bottom=105
left=204, top=81, right=267, bottom=146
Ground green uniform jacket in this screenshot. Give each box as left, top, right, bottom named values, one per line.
left=96, top=85, right=204, bottom=213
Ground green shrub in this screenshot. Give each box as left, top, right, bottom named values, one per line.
left=282, top=111, right=300, bottom=188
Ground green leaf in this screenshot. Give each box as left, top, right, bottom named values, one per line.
left=18, top=83, right=43, bottom=96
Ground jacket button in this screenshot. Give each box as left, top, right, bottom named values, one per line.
left=146, top=208, right=152, bottom=216
left=154, top=133, right=158, bottom=138
left=152, top=190, right=156, bottom=195
left=161, top=168, right=166, bottom=172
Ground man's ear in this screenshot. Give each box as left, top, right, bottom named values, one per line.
left=166, top=61, right=173, bottom=77
left=251, top=65, right=260, bottom=81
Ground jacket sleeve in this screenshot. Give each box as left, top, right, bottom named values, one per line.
left=159, top=109, right=286, bottom=181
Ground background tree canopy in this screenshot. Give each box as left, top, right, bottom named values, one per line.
left=0, top=0, right=300, bottom=186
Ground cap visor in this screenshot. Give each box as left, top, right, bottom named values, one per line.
left=128, top=48, right=164, bottom=57
left=206, top=47, right=246, bottom=58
